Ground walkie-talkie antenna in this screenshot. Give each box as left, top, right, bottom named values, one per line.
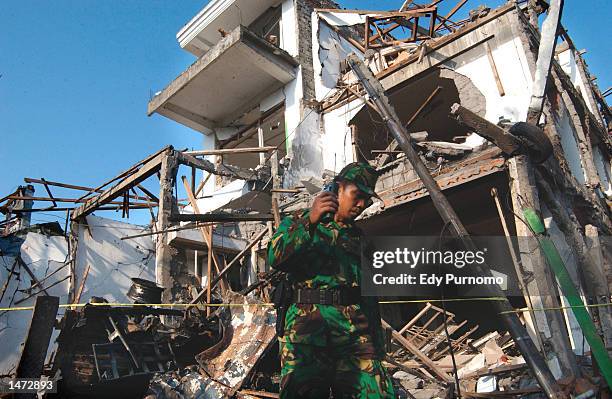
left=334, top=153, right=337, bottom=180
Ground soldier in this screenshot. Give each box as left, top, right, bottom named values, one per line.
left=268, top=162, right=395, bottom=398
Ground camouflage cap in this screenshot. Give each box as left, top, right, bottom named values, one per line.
left=336, top=162, right=381, bottom=199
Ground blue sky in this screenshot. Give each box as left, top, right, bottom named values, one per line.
left=1, top=1, right=610, bottom=227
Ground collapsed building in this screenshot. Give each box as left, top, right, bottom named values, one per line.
left=1, top=0, right=611, bottom=397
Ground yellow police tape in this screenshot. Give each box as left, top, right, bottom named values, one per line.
left=497, top=302, right=612, bottom=315
left=0, top=297, right=504, bottom=312
left=1, top=297, right=609, bottom=315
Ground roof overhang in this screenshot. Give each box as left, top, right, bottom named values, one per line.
left=177, top=0, right=282, bottom=56
left=377, top=148, right=505, bottom=210
left=148, top=25, right=298, bottom=133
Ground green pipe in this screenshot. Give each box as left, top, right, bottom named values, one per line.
left=524, top=208, right=612, bottom=386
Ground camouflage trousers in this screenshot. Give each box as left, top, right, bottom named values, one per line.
left=278, top=304, right=394, bottom=398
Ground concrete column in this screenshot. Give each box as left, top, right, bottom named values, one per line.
left=155, top=150, right=179, bottom=303
left=508, top=155, right=579, bottom=379
left=584, top=225, right=612, bottom=348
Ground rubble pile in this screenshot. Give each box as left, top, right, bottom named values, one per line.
left=51, top=293, right=222, bottom=398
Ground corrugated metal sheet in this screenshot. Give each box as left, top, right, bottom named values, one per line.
left=147, top=295, right=276, bottom=399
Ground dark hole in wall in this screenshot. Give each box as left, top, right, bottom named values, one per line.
left=248, top=5, right=281, bottom=44
left=358, top=172, right=525, bottom=334
left=216, top=107, right=286, bottom=187
left=349, top=67, right=486, bottom=162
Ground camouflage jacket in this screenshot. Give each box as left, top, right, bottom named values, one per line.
left=267, top=209, right=385, bottom=355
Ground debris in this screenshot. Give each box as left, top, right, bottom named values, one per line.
left=147, top=294, right=276, bottom=399
left=416, top=141, right=473, bottom=158
left=16, top=296, right=60, bottom=379
left=127, top=278, right=164, bottom=304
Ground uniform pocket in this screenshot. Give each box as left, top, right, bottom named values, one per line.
left=284, top=304, right=328, bottom=346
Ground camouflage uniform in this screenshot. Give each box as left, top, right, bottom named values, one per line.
left=268, top=163, right=394, bottom=399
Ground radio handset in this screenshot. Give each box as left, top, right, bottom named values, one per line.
left=321, top=181, right=339, bottom=223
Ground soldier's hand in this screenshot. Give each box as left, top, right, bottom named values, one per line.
left=309, top=191, right=338, bottom=225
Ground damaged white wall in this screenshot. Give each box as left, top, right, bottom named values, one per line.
left=313, top=10, right=538, bottom=166
left=550, top=100, right=588, bottom=184
left=282, top=9, right=320, bottom=188
left=312, top=12, right=366, bottom=173
left=310, top=7, right=602, bottom=194
left=556, top=48, right=611, bottom=193
left=321, top=102, right=363, bottom=173
left=73, top=215, right=156, bottom=304
left=313, top=13, right=364, bottom=102
left=285, top=109, right=324, bottom=187
left=280, top=0, right=298, bottom=57
left=542, top=206, right=590, bottom=356
left=452, top=35, right=532, bottom=125
left=592, top=147, right=612, bottom=196
left=0, top=232, right=69, bottom=375
left=0, top=215, right=156, bottom=375
left=557, top=49, right=603, bottom=124
left=367, top=11, right=538, bottom=130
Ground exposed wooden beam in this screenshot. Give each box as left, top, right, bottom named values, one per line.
left=0, top=188, right=20, bottom=204
left=6, top=196, right=88, bottom=203
left=71, top=149, right=169, bottom=220
left=368, top=22, right=401, bottom=44
left=270, top=188, right=301, bottom=193
left=40, top=178, right=57, bottom=207
left=11, top=205, right=154, bottom=213
left=135, top=184, right=159, bottom=203
left=184, top=146, right=276, bottom=156
left=220, top=103, right=284, bottom=149
left=191, top=227, right=269, bottom=304
left=180, top=176, right=229, bottom=301
left=24, top=178, right=102, bottom=192
left=177, top=152, right=218, bottom=172
left=178, top=152, right=261, bottom=181
left=485, top=42, right=505, bottom=96
left=75, top=145, right=172, bottom=202
left=17, top=256, right=50, bottom=296
left=16, top=296, right=59, bottom=380
left=23, top=177, right=152, bottom=203
left=315, top=7, right=436, bottom=17
left=6, top=196, right=154, bottom=206
left=73, top=264, right=90, bottom=305
left=449, top=103, right=521, bottom=155
left=381, top=319, right=453, bottom=383
left=170, top=213, right=275, bottom=223
left=195, top=172, right=213, bottom=198
left=121, top=222, right=216, bottom=240
left=434, top=0, right=467, bottom=31
left=399, top=0, right=414, bottom=11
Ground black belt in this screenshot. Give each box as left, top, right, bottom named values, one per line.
left=293, top=286, right=361, bottom=305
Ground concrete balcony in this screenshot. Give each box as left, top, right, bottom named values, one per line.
left=148, top=25, right=298, bottom=133
left=177, top=0, right=282, bottom=56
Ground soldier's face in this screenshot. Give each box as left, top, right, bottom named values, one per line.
left=337, top=181, right=371, bottom=222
